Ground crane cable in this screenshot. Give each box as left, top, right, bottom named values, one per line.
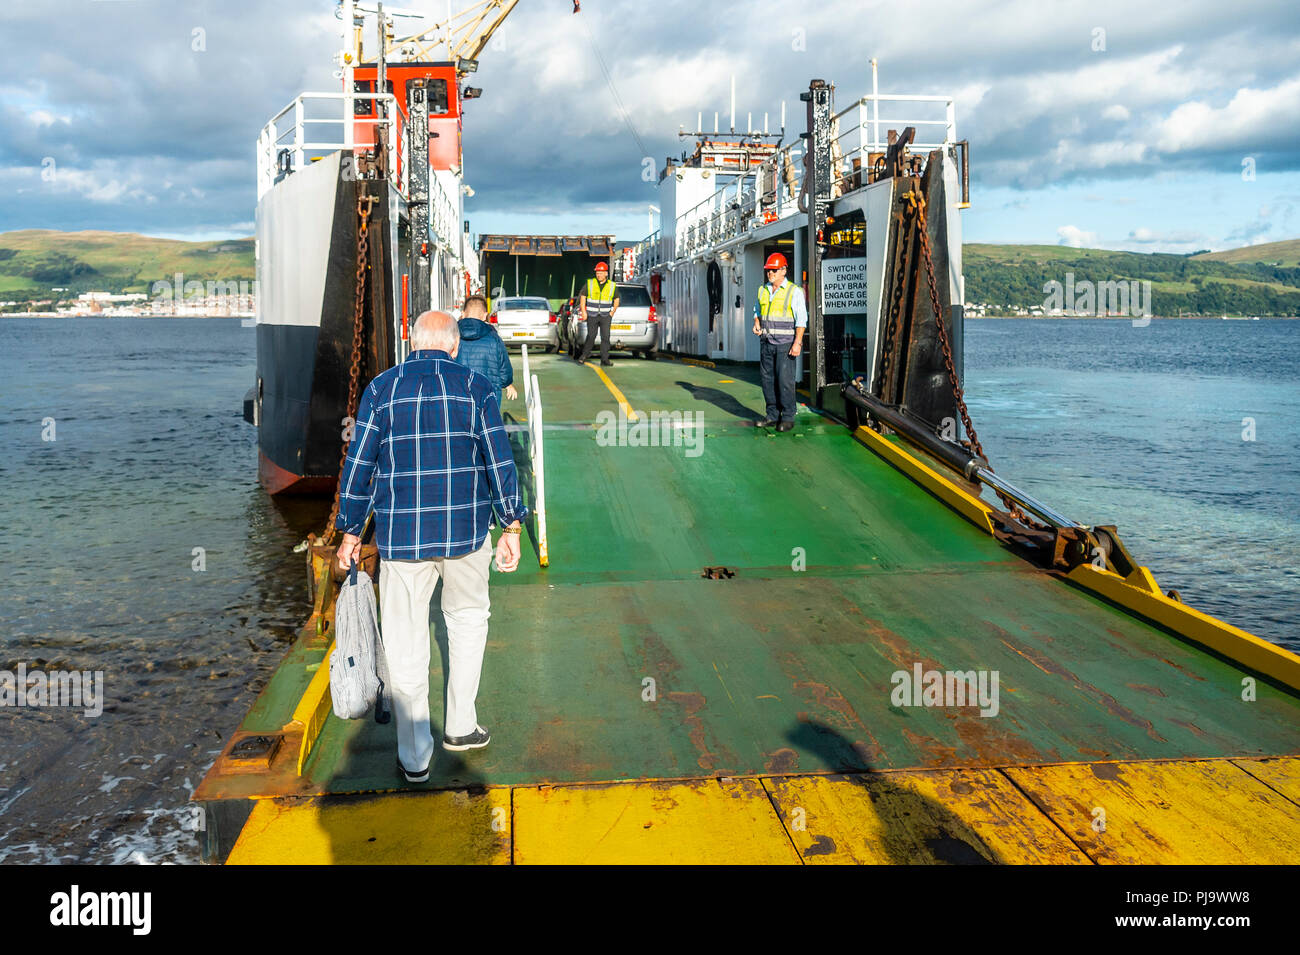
left=576, top=11, right=649, bottom=158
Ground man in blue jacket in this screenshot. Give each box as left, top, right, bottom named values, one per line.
left=456, top=294, right=516, bottom=405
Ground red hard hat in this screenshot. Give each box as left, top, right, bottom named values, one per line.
left=764, top=253, right=787, bottom=270
left=594, top=261, right=609, bottom=271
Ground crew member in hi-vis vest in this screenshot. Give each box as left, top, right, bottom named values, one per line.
left=577, top=260, right=620, bottom=366
left=752, top=252, right=807, bottom=431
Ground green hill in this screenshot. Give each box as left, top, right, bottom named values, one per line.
left=1193, top=238, right=1300, bottom=268
left=0, top=230, right=254, bottom=300
left=964, top=242, right=1300, bottom=316
left=3, top=230, right=1299, bottom=316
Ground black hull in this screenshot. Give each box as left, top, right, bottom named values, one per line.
left=252, top=152, right=400, bottom=495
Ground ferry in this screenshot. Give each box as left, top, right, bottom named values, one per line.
left=204, top=4, right=1300, bottom=863
left=243, top=0, right=489, bottom=494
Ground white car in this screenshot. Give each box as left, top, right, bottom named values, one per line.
left=490, top=295, right=558, bottom=351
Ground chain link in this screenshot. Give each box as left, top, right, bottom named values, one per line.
left=874, top=207, right=911, bottom=396
left=906, top=188, right=1035, bottom=525
left=324, top=186, right=377, bottom=543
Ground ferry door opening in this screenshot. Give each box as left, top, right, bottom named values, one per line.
left=727, top=264, right=745, bottom=362
left=706, top=261, right=724, bottom=358
left=707, top=261, right=742, bottom=360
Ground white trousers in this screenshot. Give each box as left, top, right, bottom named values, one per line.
left=378, top=534, right=493, bottom=772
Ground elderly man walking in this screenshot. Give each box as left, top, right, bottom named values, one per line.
left=335, top=311, right=527, bottom=783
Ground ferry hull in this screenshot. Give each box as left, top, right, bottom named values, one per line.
left=251, top=151, right=398, bottom=495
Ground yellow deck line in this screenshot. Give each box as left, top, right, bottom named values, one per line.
left=588, top=363, right=638, bottom=422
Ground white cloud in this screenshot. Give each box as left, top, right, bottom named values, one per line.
left=1127, top=227, right=1207, bottom=244
left=1154, top=76, right=1300, bottom=153
left=1102, top=104, right=1130, bottom=121
left=1057, top=224, right=1099, bottom=247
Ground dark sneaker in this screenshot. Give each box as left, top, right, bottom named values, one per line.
left=755, top=418, right=778, bottom=428
left=443, top=725, right=491, bottom=752
left=600, top=360, right=613, bottom=367
left=777, top=420, right=795, bottom=432
left=397, top=758, right=429, bottom=783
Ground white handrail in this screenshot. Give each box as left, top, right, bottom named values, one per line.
left=520, top=343, right=532, bottom=405
left=256, top=91, right=400, bottom=200
left=526, top=369, right=547, bottom=567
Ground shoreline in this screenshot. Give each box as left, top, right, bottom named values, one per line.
left=970, top=314, right=1298, bottom=320
left=3, top=313, right=1297, bottom=321
left=1, top=312, right=253, bottom=319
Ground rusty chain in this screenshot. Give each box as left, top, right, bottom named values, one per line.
left=874, top=208, right=911, bottom=396
left=324, top=186, right=377, bottom=543
left=905, top=188, right=1037, bottom=526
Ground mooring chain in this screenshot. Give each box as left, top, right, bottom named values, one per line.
left=905, top=189, right=1036, bottom=525
left=324, top=187, right=377, bottom=544
left=875, top=209, right=910, bottom=396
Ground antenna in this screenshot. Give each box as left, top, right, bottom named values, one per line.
left=871, top=57, right=880, bottom=149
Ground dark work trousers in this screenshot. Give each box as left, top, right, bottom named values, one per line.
left=759, top=338, right=798, bottom=422
left=580, top=311, right=612, bottom=363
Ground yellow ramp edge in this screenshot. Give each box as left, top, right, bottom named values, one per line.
left=1005, top=758, right=1300, bottom=864
left=1067, top=563, right=1300, bottom=693
left=226, top=788, right=511, bottom=865
left=763, top=769, right=1090, bottom=864
left=223, top=758, right=1300, bottom=864
left=854, top=420, right=1300, bottom=692
left=512, top=778, right=801, bottom=865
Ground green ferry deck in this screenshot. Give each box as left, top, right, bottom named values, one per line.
left=196, top=353, right=1300, bottom=864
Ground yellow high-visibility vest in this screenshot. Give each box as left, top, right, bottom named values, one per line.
left=585, top=277, right=617, bottom=315
left=757, top=282, right=799, bottom=342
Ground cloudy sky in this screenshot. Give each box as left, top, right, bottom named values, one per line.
left=2, top=0, right=1297, bottom=252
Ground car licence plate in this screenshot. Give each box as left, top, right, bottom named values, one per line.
left=512, top=331, right=530, bottom=337
left=612, top=324, right=632, bottom=330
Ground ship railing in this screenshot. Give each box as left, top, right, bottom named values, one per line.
left=636, top=141, right=807, bottom=268
left=520, top=346, right=549, bottom=567
left=428, top=171, right=460, bottom=255
left=256, top=91, right=400, bottom=201
left=632, top=229, right=664, bottom=273
left=632, top=91, right=956, bottom=267
left=832, top=93, right=956, bottom=194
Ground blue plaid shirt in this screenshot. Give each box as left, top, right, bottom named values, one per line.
left=335, top=349, right=528, bottom=559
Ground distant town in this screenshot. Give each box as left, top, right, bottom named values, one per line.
left=2, top=288, right=254, bottom=318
